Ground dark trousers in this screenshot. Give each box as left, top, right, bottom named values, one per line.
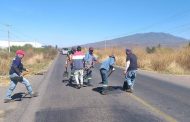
left=100, top=69, right=108, bottom=85
left=85, top=68, right=92, bottom=80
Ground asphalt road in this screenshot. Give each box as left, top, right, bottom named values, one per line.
left=3, top=54, right=190, bottom=122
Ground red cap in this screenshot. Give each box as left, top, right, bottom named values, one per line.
left=16, top=50, right=25, bottom=56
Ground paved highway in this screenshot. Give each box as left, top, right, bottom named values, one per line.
left=2, top=54, right=190, bottom=122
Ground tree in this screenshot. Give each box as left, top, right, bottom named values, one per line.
left=24, top=44, right=33, bottom=48
left=146, top=46, right=156, bottom=54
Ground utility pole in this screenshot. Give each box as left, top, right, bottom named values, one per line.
left=104, top=40, right=107, bottom=51
left=5, top=24, right=11, bottom=53
left=35, top=40, right=37, bottom=48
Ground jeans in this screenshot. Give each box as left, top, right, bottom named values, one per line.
left=125, top=70, right=137, bottom=89
left=5, top=73, right=33, bottom=99
left=100, top=69, right=108, bottom=87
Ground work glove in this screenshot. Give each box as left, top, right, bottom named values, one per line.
left=123, top=70, right=127, bottom=75
left=112, top=68, right=115, bottom=71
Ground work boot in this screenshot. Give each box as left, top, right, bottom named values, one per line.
left=4, top=98, right=12, bottom=103
left=123, top=82, right=129, bottom=92
left=30, top=92, right=39, bottom=98
left=128, top=86, right=133, bottom=93
left=76, top=84, right=81, bottom=89
left=87, top=80, right=93, bottom=86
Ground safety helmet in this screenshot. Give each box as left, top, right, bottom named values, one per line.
left=77, top=46, right=82, bottom=51
left=125, top=48, right=132, bottom=54
left=16, top=50, right=25, bottom=56
left=89, top=47, right=94, bottom=51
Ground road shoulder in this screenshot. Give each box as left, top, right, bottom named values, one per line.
left=138, top=69, right=190, bottom=89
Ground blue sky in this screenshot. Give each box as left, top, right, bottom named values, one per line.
left=0, top=0, right=190, bottom=47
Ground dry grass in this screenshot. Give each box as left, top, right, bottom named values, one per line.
left=0, top=46, right=57, bottom=85
left=26, top=53, right=44, bottom=65
left=94, top=46, right=190, bottom=75
left=0, top=52, right=12, bottom=76
left=176, top=47, right=190, bottom=71
left=94, top=48, right=126, bottom=67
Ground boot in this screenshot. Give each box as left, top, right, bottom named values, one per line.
left=128, top=85, right=133, bottom=93
left=87, top=79, right=93, bottom=86
left=123, top=81, right=129, bottom=91
left=30, top=92, right=39, bottom=98
left=76, top=84, right=81, bottom=89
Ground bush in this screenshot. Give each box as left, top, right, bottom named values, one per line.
left=0, top=46, right=57, bottom=76
left=176, top=47, right=190, bottom=70
left=146, top=46, right=156, bottom=53
left=95, top=46, right=190, bottom=74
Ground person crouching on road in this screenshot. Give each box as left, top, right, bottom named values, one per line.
left=99, top=55, right=115, bottom=95
left=123, top=49, right=138, bottom=93
left=4, top=50, right=38, bottom=103
left=71, top=46, right=85, bottom=89
left=84, top=47, right=98, bottom=86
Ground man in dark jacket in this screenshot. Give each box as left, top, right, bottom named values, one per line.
left=4, top=50, right=38, bottom=103
left=123, top=49, right=138, bottom=93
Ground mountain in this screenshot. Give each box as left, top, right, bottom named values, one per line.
left=83, top=32, right=189, bottom=48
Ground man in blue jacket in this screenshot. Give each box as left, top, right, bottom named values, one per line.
left=100, top=55, right=115, bottom=95
left=4, top=50, right=38, bottom=103
left=84, top=47, right=97, bottom=86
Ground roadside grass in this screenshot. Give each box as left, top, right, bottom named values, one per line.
left=94, top=46, right=190, bottom=75
left=0, top=45, right=57, bottom=86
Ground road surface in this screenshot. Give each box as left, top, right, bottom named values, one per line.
left=1, top=54, right=190, bottom=122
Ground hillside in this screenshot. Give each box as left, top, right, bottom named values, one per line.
left=83, top=32, right=189, bottom=48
